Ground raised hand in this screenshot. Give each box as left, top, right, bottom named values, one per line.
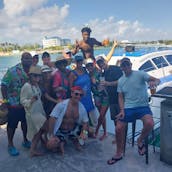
left=112, top=40, right=118, bottom=48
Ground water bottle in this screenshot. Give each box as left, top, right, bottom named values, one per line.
left=98, top=76, right=105, bottom=91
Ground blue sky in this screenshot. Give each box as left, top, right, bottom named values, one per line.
left=0, top=0, right=172, bottom=44
left=55, top=0, right=172, bottom=30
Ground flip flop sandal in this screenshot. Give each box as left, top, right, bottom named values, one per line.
left=107, top=156, right=123, bottom=165
left=22, top=141, right=31, bottom=149
left=138, top=143, right=146, bottom=156
left=8, top=146, right=20, bottom=156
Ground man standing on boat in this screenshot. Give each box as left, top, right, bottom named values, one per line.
left=72, top=27, right=109, bottom=61
left=107, top=57, right=160, bottom=165
left=1, top=52, right=33, bottom=156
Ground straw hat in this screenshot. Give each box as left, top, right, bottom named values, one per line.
left=29, top=66, right=42, bottom=75
left=55, top=56, right=71, bottom=66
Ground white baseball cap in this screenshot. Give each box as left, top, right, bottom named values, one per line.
left=84, top=58, right=94, bottom=65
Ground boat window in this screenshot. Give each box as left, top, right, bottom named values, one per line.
left=152, top=56, right=168, bottom=68
left=165, top=55, right=172, bottom=65
left=139, top=60, right=155, bottom=72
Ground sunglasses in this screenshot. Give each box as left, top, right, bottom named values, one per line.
left=86, top=63, right=93, bottom=67
left=66, top=52, right=71, bottom=55
left=76, top=59, right=83, bottom=63
left=32, top=74, right=41, bottom=77
left=120, top=61, right=131, bottom=67
left=73, top=92, right=83, bottom=97
left=56, top=60, right=68, bottom=66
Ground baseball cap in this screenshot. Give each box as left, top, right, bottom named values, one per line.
left=64, top=48, right=71, bottom=54
left=120, top=58, right=131, bottom=66
left=41, top=65, right=52, bottom=73
left=84, top=58, right=94, bottom=65
left=96, top=56, right=105, bottom=63
left=74, top=55, right=84, bottom=61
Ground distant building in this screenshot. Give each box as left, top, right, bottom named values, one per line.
left=42, top=36, right=71, bottom=48
left=12, top=50, right=20, bottom=54
left=61, top=39, right=71, bottom=46
left=42, top=36, right=61, bottom=48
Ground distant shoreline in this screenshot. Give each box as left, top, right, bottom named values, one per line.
left=0, top=49, right=63, bottom=57
left=1, top=43, right=171, bottom=57
left=0, top=47, right=105, bottom=57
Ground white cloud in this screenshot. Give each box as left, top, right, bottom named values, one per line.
left=28, top=5, right=69, bottom=31
left=4, top=0, right=47, bottom=16
left=0, top=1, right=171, bottom=44
left=85, top=17, right=169, bottom=42
left=0, top=2, right=70, bottom=43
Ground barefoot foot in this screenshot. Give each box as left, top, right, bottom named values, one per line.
left=99, top=133, right=108, bottom=141
left=30, top=150, right=44, bottom=157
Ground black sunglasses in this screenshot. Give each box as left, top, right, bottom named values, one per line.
left=120, top=61, right=131, bottom=67
left=73, top=92, right=83, bottom=97
left=32, top=74, right=41, bottom=77
left=86, top=63, right=93, bottom=67
left=76, top=59, right=83, bottom=63
left=66, top=52, right=71, bottom=55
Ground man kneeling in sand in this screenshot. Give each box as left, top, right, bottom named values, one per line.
left=47, top=86, right=89, bottom=154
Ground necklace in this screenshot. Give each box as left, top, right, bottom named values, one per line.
left=31, top=85, right=41, bottom=99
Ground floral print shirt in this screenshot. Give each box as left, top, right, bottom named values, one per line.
left=1, top=63, right=28, bottom=106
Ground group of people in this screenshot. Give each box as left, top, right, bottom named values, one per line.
left=1, top=27, right=160, bottom=165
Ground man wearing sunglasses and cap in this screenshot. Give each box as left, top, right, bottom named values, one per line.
left=107, top=57, right=160, bottom=165
left=48, top=86, right=88, bottom=153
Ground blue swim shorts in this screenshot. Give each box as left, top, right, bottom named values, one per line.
left=120, top=106, right=152, bottom=123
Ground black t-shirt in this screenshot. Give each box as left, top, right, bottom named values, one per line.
left=104, top=65, right=123, bottom=104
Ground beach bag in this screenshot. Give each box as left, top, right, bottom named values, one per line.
left=0, top=103, right=8, bottom=125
